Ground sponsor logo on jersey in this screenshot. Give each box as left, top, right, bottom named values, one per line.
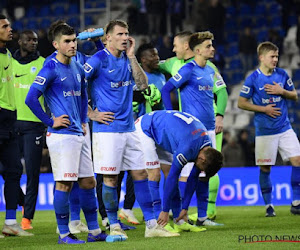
left=61, top=77, right=67, bottom=81
left=100, top=167, right=117, bottom=171
left=241, top=85, right=250, bottom=94
left=4, top=64, right=9, bottom=70
left=108, top=69, right=115, bottom=73
left=14, top=83, right=30, bottom=89
left=259, top=86, right=265, bottom=90
left=146, top=161, right=160, bottom=166
left=191, top=128, right=208, bottom=136
left=31, top=66, right=37, bottom=73
left=34, top=76, right=46, bottom=85
left=1, top=75, right=12, bottom=83
left=63, top=90, right=81, bottom=97
left=111, top=80, right=132, bottom=88
left=287, top=78, right=293, bottom=87
left=64, top=173, right=78, bottom=178
left=257, top=158, right=271, bottom=163
left=176, top=153, right=188, bottom=166
left=198, top=85, right=213, bottom=91
left=173, top=73, right=182, bottom=82
left=262, top=96, right=281, bottom=104
left=76, top=74, right=81, bottom=82
left=83, top=63, right=93, bottom=73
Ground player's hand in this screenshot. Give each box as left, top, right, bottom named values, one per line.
left=52, top=114, right=70, bottom=128
left=176, top=209, right=188, bottom=222
left=264, top=81, right=284, bottom=95
left=264, top=104, right=281, bottom=118
left=132, top=101, right=139, bottom=113
left=215, top=115, right=223, bottom=134
left=126, top=36, right=136, bottom=58
left=157, top=211, right=169, bottom=227
left=88, top=108, right=115, bottom=125
left=82, top=123, right=87, bottom=135
left=143, top=84, right=161, bottom=106
left=85, top=28, right=101, bottom=42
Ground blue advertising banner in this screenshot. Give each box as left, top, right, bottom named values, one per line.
left=0, top=166, right=293, bottom=211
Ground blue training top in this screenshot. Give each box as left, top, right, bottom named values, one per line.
left=84, top=48, right=135, bottom=133
left=167, top=60, right=215, bottom=131
left=240, top=68, right=294, bottom=136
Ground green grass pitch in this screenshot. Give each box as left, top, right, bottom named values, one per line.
left=0, top=206, right=299, bottom=249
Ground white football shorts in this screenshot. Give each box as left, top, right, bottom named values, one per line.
left=255, top=129, right=300, bottom=165
left=46, top=132, right=94, bottom=181
left=135, top=117, right=173, bottom=169
left=93, top=130, right=145, bottom=174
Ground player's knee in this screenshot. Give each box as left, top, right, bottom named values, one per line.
left=78, top=176, right=96, bottom=189
left=259, top=165, right=271, bottom=172
left=103, top=174, right=118, bottom=187
left=148, top=168, right=161, bottom=182
left=131, top=169, right=148, bottom=181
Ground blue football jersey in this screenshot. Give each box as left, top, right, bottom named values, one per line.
left=146, top=71, right=166, bottom=92
left=168, top=60, right=215, bottom=131
left=141, top=110, right=212, bottom=169
left=31, top=58, right=86, bottom=135
left=84, top=48, right=135, bottom=132
left=240, top=68, right=294, bottom=136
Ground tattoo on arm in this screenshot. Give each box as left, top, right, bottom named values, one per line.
left=129, top=56, right=148, bottom=91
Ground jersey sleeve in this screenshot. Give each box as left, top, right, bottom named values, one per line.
left=239, top=75, right=254, bottom=99
left=283, top=71, right=295, bottom=91
left=158, top=57, right=175, bottom=74
left=167, top=63, right=193, bottom=89
left=83, top=52, right=102, bottom=80
left=207, top=61, right=227, bottom=93
left=31, top=62, right=55, bottom=93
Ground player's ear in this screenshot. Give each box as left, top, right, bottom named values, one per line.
left=52, top=40, right=59, bottom=50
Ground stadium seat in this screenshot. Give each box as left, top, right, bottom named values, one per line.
left=40, top=18, right=52, bottom=29
left=53, top=5, right=65, bottom=16
left=226, top=32, right=239, bottom=44
left=40, top=6, right=51, bottom=17
left=256, top=30, right=268, bottom=43
left=225, top=19, right=237, bottom=30
left=231, top=72, right=244, bottom=85
left=288, top=14, right=298, bottom=27
left=239, top=18, right=253, bottom=29
left=226, top=6, right=236, bottom=17
left=95, top=1, right=106, bottom=8
left=268, top=2, right=281, bottom=16
left=68, top=4, right=80, bottom=14
left=81, top=41, right=95, bottom=55
left=226, top=44, right=239, bottom=58
left=229, top=59, right=242, bottom=70
left=269, top=16, right=282, bottom=29
left=239, top=4, right=252, bottom=16
left=254, top=4, right=266, bottom=16
left=12, top=20, right=24, bottom=31
left=68, top=17, right=80, bottom=28
left=254, top=17, right=268, bottom=29
left=27, top=20, right=39, bottom=30
left=292, top=69, right=300, bottom=81
left=25, top=7, right=37, bottom=18
left=85, top=16, right=94, bottom=26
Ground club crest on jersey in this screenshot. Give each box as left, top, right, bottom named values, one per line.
left=173, top=73, right=182, bottom=82
left=76, top=74, right=81, bottom=82
left=241, top=85, right=250, bottom=94
left=176, top=153, right=188, bottom=166
left=128, top=63, right=132, bottom=72
left=83, top=63, right=93, bottom=73
left=34, top=76, right=46, bottom=85
left=31, top=67, right=37, bottom=73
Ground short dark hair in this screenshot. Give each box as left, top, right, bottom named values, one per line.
left=106, top=20, right=128, bottom=34
left=0, top=14, right=7, bottom=20
left=203, top=147, right=223, bottom=178
left=20, top=30, right=37, bottom=39
left=48, top=20, right=67, bottom=42
left=189, top=31, right=214, bottom=51
left=52, top=23, right=75, bottom=41
left=136, top=43, right=155, bottom=62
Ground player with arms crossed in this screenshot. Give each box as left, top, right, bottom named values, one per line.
left=238, top=41, right=300, bottom=216
left=135, top=110, right=223, bottom=227
left=84, top=20, right=179, bottom=239
left=26, top=23, right=107, bottom=244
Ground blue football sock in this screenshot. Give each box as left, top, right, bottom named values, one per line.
left=102, top=184, right=119, bottom=225
left=291, top=167, right=300, bottom=201
left=79, top=188, right=99, bottom=230
left=179, top=181, right=186, bottom=199
left=148, top=180, right=161, bottom=219
left=54, top=189, right=70, bottom=235
left=196, top=179, right=209, bottom=218
left=134, top=179, right=155, bottom=222
left=170, top=186, right=182, bottom=219
left=259, top=170, right=272, bottom=205
left=5, top=209, right=16, bottom=220
left=69, top=182, right=81, bottom=221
